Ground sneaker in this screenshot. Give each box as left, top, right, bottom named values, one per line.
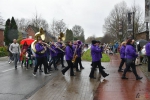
left=45, top=73, right=51, bottom=76
left=32, top=73, right=36, bottom=76
left=9, top=62, right=11, bottom=64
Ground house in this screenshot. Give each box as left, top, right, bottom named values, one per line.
left=25, top=25, right=56, bottom=42
left=0, top=25, right=5, bottom=46
left=135, top=31, right=149, bottom=40
left=25, top=25, right=39, bottom=39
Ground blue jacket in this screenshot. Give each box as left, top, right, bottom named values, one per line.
left=125, top=45, right=137, bottom=59
left=120, top=45, right=126, bottom=58
left=91, top=45, right=101, bottom=62
left=146, top=42, right=150, bottom=56
left=65, top=45, right=73, bottom=60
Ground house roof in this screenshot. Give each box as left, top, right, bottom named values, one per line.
left=25, top=25, right=39, bottom=33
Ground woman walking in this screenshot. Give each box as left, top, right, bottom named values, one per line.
left=122, top=39, right=142, bottom=80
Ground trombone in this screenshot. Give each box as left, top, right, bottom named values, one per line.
left=42, top=42, right=57, bottom=53
left=54, top=43, right=65, bottom=52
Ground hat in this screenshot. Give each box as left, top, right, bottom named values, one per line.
left=92, top=40, right=97, bottom=44
left=77, top=40, right=82, bottom=45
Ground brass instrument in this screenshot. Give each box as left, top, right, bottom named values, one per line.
left=72, top=45, right=78, bottom=63
left=31, top=28, right=47, bottom=54
left=42, top=42, right=56, bottom=53
left=56, top=32, right=66, bottom=52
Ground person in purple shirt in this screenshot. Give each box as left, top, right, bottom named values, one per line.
left=48, top=41, right=58, bottom=71
left=89, top=40, right=109, bottom=79
left=145, top=40, right=150, bottom=72
left=74, top=40, right=84, bottom=72
left=55, top=38, right=66, bottom=68
left=61, top=41, right=75, bottom=76
left=118, top=42, right=126, bottom=72
left=32, top=38, right=51, bottom=76
left=122, top=39, right=142, bottom=80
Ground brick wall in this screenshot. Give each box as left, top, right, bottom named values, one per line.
left=26, top=27, right=35, bottom=39
left=0, top=29, right=4, bottom=46
left=135, top=32, right=147, bottom=40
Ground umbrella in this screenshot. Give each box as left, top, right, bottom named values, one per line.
left=137, top=39, right=148, bottom=47
left=20, top=38, right=34, bottom=45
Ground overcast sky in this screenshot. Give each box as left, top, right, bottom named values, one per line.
left=0, top=0, right=144, bottom=39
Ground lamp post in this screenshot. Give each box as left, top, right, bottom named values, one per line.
left=132, top=12, right=135, bottom=39
left=146, top=22, right=149, bottom=41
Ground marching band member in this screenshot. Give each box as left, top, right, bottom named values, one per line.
left=74, top=40, right=84, bottom=72
left=61, top=41, right=75, bottom=76
left=49, top=41, right=58, bottom=70
left=32, top=37, right=51, bottom=76
left=89, top=40, right=109, bottom=79
left=55, top=38, right=66, bottom=68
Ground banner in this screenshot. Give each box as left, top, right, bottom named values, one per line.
left=145, top=0, right=150, bottom=22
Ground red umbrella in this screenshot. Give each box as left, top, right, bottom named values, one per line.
left=20, top=38, right=34, bottom=45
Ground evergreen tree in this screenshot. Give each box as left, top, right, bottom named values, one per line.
left=10, top=17, right=18, bottom=29
left=65, top=29, right=73, bottom=42
left=4, top=19, right=11, bottom=46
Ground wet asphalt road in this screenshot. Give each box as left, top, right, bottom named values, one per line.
left=0, top=57, right=61, bottom=100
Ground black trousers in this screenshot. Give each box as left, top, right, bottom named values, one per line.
left=62, top=60, right=74, bottom=76
left=118, top=58, right=125, bottom=70
left=56, top=53, right=65, bottom=67
left=49, top=56, right=57, bottom=69
left=34, top=56, right=48, bottom=74
left=74, top=57, right=83, bottom=70
left=89, top=61, right=107, bottom=77
left=123, top=59, right=138, bottom=77
left=147, top=56, right=150, bottom=72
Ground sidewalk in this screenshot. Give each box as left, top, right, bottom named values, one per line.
left=27, top=54, right=150, bottom=100
left=27, top=61, right=104, bottom=100
left=94, top=54, right=150, bottom=100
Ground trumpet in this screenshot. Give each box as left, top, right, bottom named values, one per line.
left=42, top=42, right=57, bottom=53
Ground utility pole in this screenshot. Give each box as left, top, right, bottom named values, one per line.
left=132, top=12, right=135, bottom=39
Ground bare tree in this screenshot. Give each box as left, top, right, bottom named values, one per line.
left=72, top=25, right=84, bottom=37
left=49, top=19, right=67, bottom=38
left=15, top=18, right=30, bottom=31
left=31, top=11, right=49, bottom=31
left=0, top=13, right=4, bottom=25
left=85, top=35, right=96, bottom=44
left=103, top=1, right=144, bottom=42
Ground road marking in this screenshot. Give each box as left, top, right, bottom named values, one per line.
left=2, top=66, right=21, bottom=73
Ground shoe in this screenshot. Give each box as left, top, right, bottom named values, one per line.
left=122, top=76, right=128, bottom=79
left=81, top=67, right=84, bottom=69
left=61, top=70, right=65, bottom=75
left=101, top=66, right=105, bottom=69
left=39, top=70, right=43, bottom=72
left=45, top=73, right=51, bottom=76
left=89, top=76, right=96, bottom=79
left=15, top=66, right=17, bottom=70
left=32, top=73, right=36, bottom=76
left=103, top=74, right=109, bottom=78
left=70, top=74, right=76, bottom=76
left=76, top=70, right=81, bottom=72
left=136, top=76, right=143, bottom=80
left=9, top=62, right=11, bottom=64
left=62, top=66, right=66, bottom=68
left=128, top=69, right=132, bottom=72
left=118, top=69, right=123, bottom=72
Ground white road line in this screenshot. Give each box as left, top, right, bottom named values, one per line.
left=2, top=66, right=21, bottom=73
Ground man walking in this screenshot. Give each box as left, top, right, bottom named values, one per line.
left=9, top=39, right=21, bottom=69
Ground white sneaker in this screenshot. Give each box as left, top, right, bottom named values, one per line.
left=8, top=62, right=10, bottom=64
left=45, top=73, right=51, bottom=76
left=32, top=73, right=36, bottom=76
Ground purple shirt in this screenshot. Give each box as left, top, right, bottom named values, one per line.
left=125, top=45, right=137, bottom=59
left=35, top=43, right=47, bottom=57
left=120, top=45, right=126, bottom=58
left=91, top=45, right=101, bottom=62
left=65, top=45, right=73, bottom=60
left=49, top=45, right=57, bottom=57
left=146, top=42, right=150, bottom=56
